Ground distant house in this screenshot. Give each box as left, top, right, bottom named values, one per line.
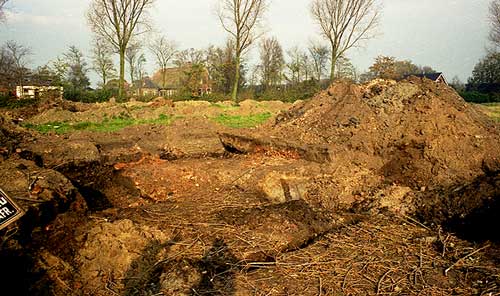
left=12, top=69, right=64, bottom=99
left=16, top=85, right=63, bottom=99
left=151, top=64, right=212, bottom=98
left=133, top=77, right=159, bottom=97
left=406, top=72, right=448, bottom=85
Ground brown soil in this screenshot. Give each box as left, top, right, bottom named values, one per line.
left=0, top=80, right=499, bottom=296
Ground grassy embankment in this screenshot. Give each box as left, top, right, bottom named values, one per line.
left=482, top=103, right=500, bottom=122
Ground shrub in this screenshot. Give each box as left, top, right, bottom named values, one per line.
left=459, top=91, right=500, bottom=103
left=63, top=88, right=117, bottom=103
left=0, top=94, right=40, bottom=109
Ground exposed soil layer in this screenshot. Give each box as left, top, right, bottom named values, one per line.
left=233, top=79, right=500, bottom=189
left=0, top=80, right=499, bottom=295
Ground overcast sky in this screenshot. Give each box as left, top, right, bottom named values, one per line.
left=0, top=0, right=492, bottom=85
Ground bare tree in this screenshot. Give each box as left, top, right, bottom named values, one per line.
left=0, top=46, right=15, bottom=89
left=149, top=35, right=177, bottom=88
left=217, top=0, right=267, bottom=101
left=64, top=46, right=90, bottom=90
left=86, top=0, right=154, bottom=98
left=135, top=53, right=147, bottom=94
left=308, top=42, right=330, bottom=81
left=125, top=41, right=141, bottom=86
left=335, top=55, right=357, bottom=81
left=206, top=40, right=240, bottom=94
left=259, top=37, right=285, bottom=89
left=490, top=0, right=500, bottom=48
left=0, top=0, right=8, bottom=21
left=174, top=48, right=206, bottom=67
left=51, top=57, right=69, bottom=85
left=286, top=46, right=305, bottom=84
left=5, top=41, right=32, bottom=89
left=311, top=0, right=380, bottom=81
left=300, top=52, right=314, bottom=81
left=91, top=38, right=117, bottom=87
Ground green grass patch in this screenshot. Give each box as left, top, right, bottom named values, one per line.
left=481, top=103, right=500, bottom=122
left=210, top=103, right=240, bottom=111
left=24, top=114, right=175, bottom=134
left=212, top=112, right=273, bottom=128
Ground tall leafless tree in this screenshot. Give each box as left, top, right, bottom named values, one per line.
left=206, top=40, right=240, bottom=94
left=0, top=46, right=15, bottom=88
left=64, top=46, right=90, bottom=90
left=135, top=53, right=146, bottom=95
left=286, top=46, right=305, bottom=84
left=217, top=0, right=267, bottom=101
left=259, top=37, right=285, bottom=89
left=149, top=35, right=177, bottom=88
left=174, top=48, right=206, bottom=67
left=86, top=0, right=154, bottom=98
left=125, top=40, right=141, bottom=86
left=308, top=41, right=330, bottom=81
left=91, top=38, right=117, bottom=87
left=490, top=0, right=500, bottom=48
left=311, top=0, right=380, bottom=81
left=5, top=41, right=32, bottom=89
left=0, top=0, right=8, bottom=21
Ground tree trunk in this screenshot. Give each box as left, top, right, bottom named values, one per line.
left=162, top=69, right=166, bottom=89
left=231, top=54, right=240, bottom=102
left=330, top=52, right=337, bottom=82
left=119, top=49, right=126, bottom=99
left=330, top=39, right=338, bottom=82
left=130, top=66, right=134, bottom=89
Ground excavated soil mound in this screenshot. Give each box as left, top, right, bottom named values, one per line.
left=0, top=114, right=32, bottom=160
left=269, top=78, right=500, bottom=189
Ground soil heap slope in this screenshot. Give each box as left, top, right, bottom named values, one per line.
left=270, top=78, right=500, bottom=189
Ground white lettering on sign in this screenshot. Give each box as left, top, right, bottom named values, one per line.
left=0, top=197, right=7, bottom=206
left=0, top=206, right=13, bottom=219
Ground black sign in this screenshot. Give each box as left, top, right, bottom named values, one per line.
left=0, top=189, right=24, bottom=231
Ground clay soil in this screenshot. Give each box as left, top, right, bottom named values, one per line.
left=0, top=80, right=499, bottom=296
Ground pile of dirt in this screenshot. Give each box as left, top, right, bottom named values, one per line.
left=269, top=78, right=499, bottom=189
left=0, top=114, right=31, bottom=160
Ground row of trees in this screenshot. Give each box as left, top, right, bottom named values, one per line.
left=83, top=0, right=382, bottom=100
left=0, top=41, right=92, bottom=93
left=0, top=35, right=450, bottom=102
left=456, top=0, right=500, bottom=103
left=1, top=0, right=382, bottom=101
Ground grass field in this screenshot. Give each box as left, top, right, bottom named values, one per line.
left=23, top=112, right=275, bottom=134
left=23, top=114, right=174, bottom=134
left=482, top=103, right=500, bottom=122
left=211, top=112, right=273, bottom=128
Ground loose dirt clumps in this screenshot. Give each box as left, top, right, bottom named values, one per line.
left=76, top=219, right=173, bottom=294
left=269, top=78, right=499, bottom=188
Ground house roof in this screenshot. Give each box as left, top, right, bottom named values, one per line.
left=409, top=72, right=443, bottom=81
left=134, top=77, right=158, bottom=89
left=151, top=65, right=211, bottom=89
left=152, top=67, right=188, bottom=89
